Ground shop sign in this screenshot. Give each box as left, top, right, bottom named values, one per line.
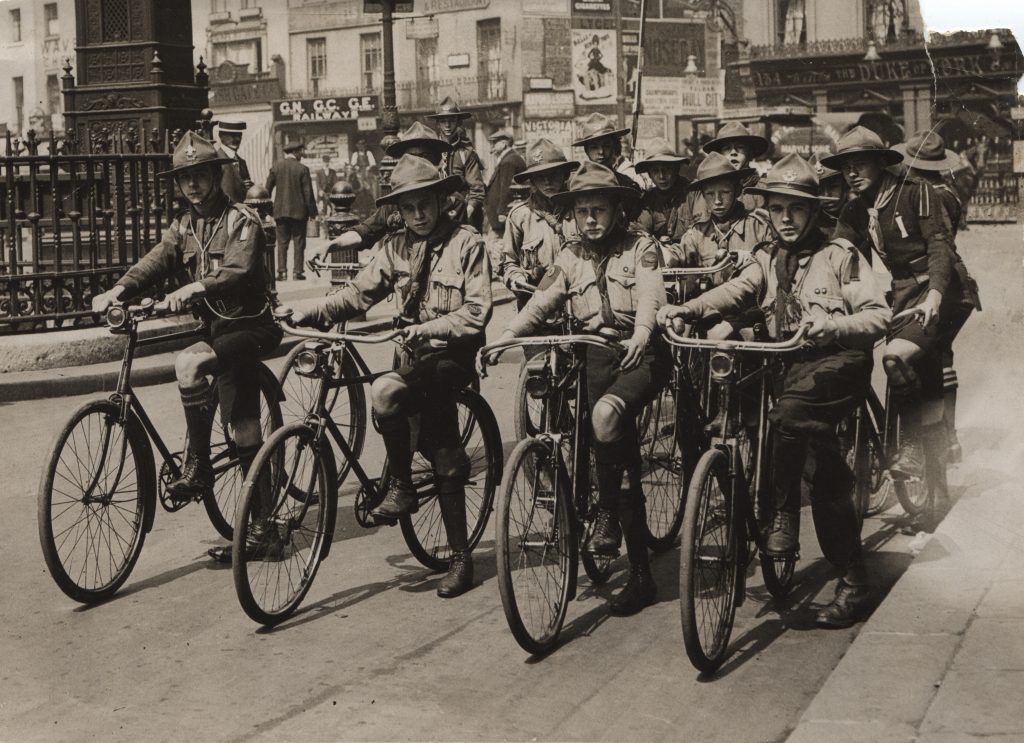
left=644, top=22, right=705, bottom=77
left=635, top=114, right=668, bottom=150
left=677, top=76, right=721, bottom=116
left=274, top=96, right=379, bottom=122
left=524, top=91, right=576, bottom=119
left=358, top=117, right=378, bottom=131
left=752, top=52, right=995, bottom=90
left=573, top=0, right=613, bottom=12
left=421, top=0, right=488, bottom=11
left=364, top=1, right=414, bottom=12
left=524, top=119, right=575, bottom=152
left=572, top=29, right=617, bottom=106
left=641, top=77, right=681, bottom=115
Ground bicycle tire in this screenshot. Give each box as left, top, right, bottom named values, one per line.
left=894, top=478, right=929, bottom=517
left=495, top=437, right=575, bottom=655
left=400, top=389, right=502, bottom=571
left=38, top=399, right=155, bottom=604
left=203, top=364, right=284, bottom=540
left=679, top=448, right=739, bottom=674
left=581, top=447, right=615, bottom=584
left=513, top=361, right=545, bottom=441
left=232, top=422, right=337, bottom=626
left=639, top=385, right=687, bottom=552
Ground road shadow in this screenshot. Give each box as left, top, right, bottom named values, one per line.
left=76, top=559, right=211, bottom=609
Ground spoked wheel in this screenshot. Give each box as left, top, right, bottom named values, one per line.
left=760, top=550, right=797, bottom=599
left=278, top=343, right=367, bottom=487
left=581, top=447, right=615, bottom=584
left=232, top=423, right=337, bottom=626
left=894, top=478, right=929, bottom=517
left=679, top=448, right=739, bottom=674
left=400, top=390, right=502, bottom=572
left=496, top=438, right=575, bottom=655
left=639, top=385, right=686, bottom=552
left=38, top=400, right=154, bottom=604
left=203, top=365, right=284, bottom=540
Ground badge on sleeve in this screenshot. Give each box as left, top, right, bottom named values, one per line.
left=537, top=266, right=563, bottom=291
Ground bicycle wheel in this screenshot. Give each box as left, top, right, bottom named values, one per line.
left=278, top=341, right=367, bottom=486
left=640, top=385, right=686, bottom=551
left=581, top=447, right=615, bottom=584
left=496, top=438, right=575, bottom=655
left=513, top=361, right=545, bottom=440
left=203, top=365, right=284, bottom=541
left=38, top=400, right=154, bottom=604
left=679, top=448, right=739, bottom=674
left=894, top=478, right=929, bottom=517
left=233, top=422, right=337, bottom=626
left=400, top=390, right=502, bottom=572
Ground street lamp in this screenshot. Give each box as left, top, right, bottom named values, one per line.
left=863, top=39, right=881, bottom=62
left=377, top=0, right=400, bottom=196
left=683, top=54, right=699, bottom=76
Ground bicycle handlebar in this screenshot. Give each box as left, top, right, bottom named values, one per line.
left=477, top=333, right=624, bottom=377
left=306, top=257, right=362, bottom=277
left=273, top=306, right=406, bottom=345
left=661, top=255, right=734, bottom=280
left=104, top=297, right=176, bottom=328
left=892, top=306, right=926, bottom=323
left=663, top=323, right=811, bottom=353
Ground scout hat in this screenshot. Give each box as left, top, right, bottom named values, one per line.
left=687, top=151, right=756, bottom=192
left=283, top=140, right=305, bottom=153
left=745, top=153, right=836, bottom=202
left=891, top=130, right=960, bottom=172
left=385, top=121, right=453, bottom=158
left=573, top=112, right=630, bottom=147
left=487, top=129, right=514, bottom=142
left=375, top=153, right=463, bottom=206
left=427, top=96, right=472, bottom=121
left=702, top=121, right=770, bottom=159
left=157, top=130, right=233, bottom=177
left=216, top=120, right=247, bottom=133
left=513, top=138, right=579, bottom=183
left=808, top=153, right=844, bottom=183
left=820, top=125, right=903, bottom=169
left=634, top=138, right=690, bottom=173
left=552, top=161, right=641, bottom=206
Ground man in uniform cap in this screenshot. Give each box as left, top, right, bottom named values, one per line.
left=659, top=153, right=891, bottom=627
left=92, top=131, right=281, bottom=562
left=266, top=140, right=318, bottom=280
left=214, top=120, right=253, bottom=203
left=428, top=96, right=486, bottom=230
left=483, top=129, right=527, bottom=238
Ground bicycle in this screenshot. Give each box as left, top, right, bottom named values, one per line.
left=232, top=308, right=502, bottom=625
left=37, top=298, right=282, bottom=604
left=664, top=324, right=812, bottom=673
left=479, top=332, right=624, bottom=655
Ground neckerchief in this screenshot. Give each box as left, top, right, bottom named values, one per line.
left=401, top=217, right=458, bottom=320
left=866, top=170, right=899, bottom=259
left=586, top=225, right=626, bottom=328
left=708, top=202, right=746, bottom=247
left=773, top=229, right=824, bottom=338
left=527, top=193, right=563, bottom=233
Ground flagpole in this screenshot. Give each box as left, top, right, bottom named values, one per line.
left=629, top=0, right=648, bottom=153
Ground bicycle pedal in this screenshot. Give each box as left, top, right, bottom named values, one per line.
left=370, top=514, right=399, bottom=527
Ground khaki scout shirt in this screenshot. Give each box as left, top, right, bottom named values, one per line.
left=116, top=193, right=269, bottom=319
left=683, top=233, right=891, bottom=350
left=308, top=222, right=492, bottom=344
left=499, top=199, right=578, bottom=289
left=507, top=228, right=666, bottom=337
left=674, top=204, right=773, bottom=270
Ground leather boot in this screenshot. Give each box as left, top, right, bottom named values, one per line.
left=437, top=482, right=474, bottom=597
left=610, top=471, right=656, bottom=616
left=208, top=442, right=270, bottom=564
left=765, top=511, right=800, bottom=556
left=587, top=508, right=622, bottom=556
left=890, top=405, right=924, bottom=481
left=437, top=551, right=474, bottom=598
left=810, top=440, right=861, bottom=567
left=816, top=579, right=871, bottom=628
left=609, top=565, right=657, bottom=616
left=371, top=478, right=419, bottom=523
left=168, top=381, right=215, bottom=504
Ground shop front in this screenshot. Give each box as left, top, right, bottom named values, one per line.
left=271, top=94, right=381, bottom=176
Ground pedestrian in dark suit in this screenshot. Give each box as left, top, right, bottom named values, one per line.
left=215, top=120, right=253, bottom=203
left=266, top=141, right=317, bottom=280
left=315, top=154, right=338, bottom=216
left=483, top=129, right=527, bottom=236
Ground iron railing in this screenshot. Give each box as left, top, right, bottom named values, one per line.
left=395, top=75, right=508, bottom=110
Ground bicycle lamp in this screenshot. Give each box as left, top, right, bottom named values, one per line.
left=293, top=345, right=323, bottom=377
left=105, top=305, right=127, bottom=329
left=710, top=352, right=735, bottom=380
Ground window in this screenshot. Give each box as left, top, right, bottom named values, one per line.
left=13, top=77, right=24, bottom=134
left=307, top=37, right=327, bottom=90
left=415, top=37, right=437, bottom=89
left=44, top=3, right=59, bottom=37
left=778, top=0, right=806, bottom=45
left=360, top=33, right=381, bottom=93
left=9, top=9, right=21, bottom=42
left=46, top=74, right=61, bottom=115
left=476, top=19, right=502, bottom=101
left=870, top=0, right=906, bottom=43
left=212, top=39, right=262, bottom=72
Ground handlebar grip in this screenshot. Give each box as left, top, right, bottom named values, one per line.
left=273, top=306, right=294, bottom=322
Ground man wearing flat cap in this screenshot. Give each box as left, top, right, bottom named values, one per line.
left=215, top=120, right=253, bottom=203
left=484, top=129, right=527, bottom=238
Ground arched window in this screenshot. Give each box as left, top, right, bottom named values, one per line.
left=870, top=0, right=906, bottom=44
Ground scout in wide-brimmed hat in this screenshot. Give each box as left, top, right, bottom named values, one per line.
left=552, top=160, right=642, bottom=206
left=513, top=139, right=578, bottom=183
left=157, top=130, right=234, bottom=177
left=809, top=153, right=844, bottom=184
left=808, top=154, right=848, bottom=226
left=634, top=139, right=690, bottom=173
left=385, top=121, right=454, bottom=159
left=427, top=96, right=472, bottom=121
left=703, top=121, right=770, bottom=160
left=891, top=130, right=960, bottom=172
left=687, top=151, right=756, bottom=192
left=820, top=125, right=903, bottom=170
left=573, top=112, right=630, bottom=147
left=745, top=153, right=837, bottom=203
left=376, top=153, right=463, bottom=207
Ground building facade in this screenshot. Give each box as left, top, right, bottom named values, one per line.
left=0, top=0, right=75, bottom=138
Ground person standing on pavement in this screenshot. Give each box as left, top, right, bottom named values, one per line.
left=635, top=139, right=694, bottom=253
left=658, top=153, right=892, bottom=627
left=315, top=154, right=338, bottom=217
left=501, top=161, right=668, bottom=616
left=483, top=129, right=527, bottom=238
left=286, top=154, right=493, bottom=599
left=214, top=120, right=253, bottom=203
left=428, top=96, right=486, bottom=231
left=266, top=141, right=318, bottom=281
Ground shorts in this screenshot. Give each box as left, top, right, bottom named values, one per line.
left=207, top=314, right=283, bottom=425
left=888, top=285, right=973, bottom=396
left=769, top=348, right=872, bottom=436
left=394, top=346, right=477, bottom=455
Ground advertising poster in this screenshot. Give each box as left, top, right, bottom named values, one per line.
left=572, top=29, right=618, bottom=106
left=524, top=119, right=576, bottom=154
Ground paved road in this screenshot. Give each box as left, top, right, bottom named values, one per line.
left=2, top=226, right=1014, bottom=742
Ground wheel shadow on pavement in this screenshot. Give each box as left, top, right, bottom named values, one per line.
left=77, top=560, right=211, bottom=608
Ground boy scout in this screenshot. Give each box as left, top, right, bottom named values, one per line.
left=91, top=132, right=281, bottom=560
left=428, top=97, right=486, bottom=231
left=690, top=121, right=770, bottom=220
left=500, top=161, right=668, bottom=616
left=635, top=139, right=694, bottom=250
left=659, top=154, right=891, bottom=627
left=289, top=154, right=493, bottom=598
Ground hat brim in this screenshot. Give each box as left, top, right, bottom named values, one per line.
left=512, top=160, right=579, bottom=183
left=573, top=128, right=630, bottom=147
left=891, top=143, right=960, bottom=172
left=376, top=174, right=464, bottom=206
left=385, top=138, right=453, bottom=158
left=703, top=135, right=770, bottom=159
left=744, top=184, right=838, bottom=203
left=157, top=157, right=235, bottom=177
left=687, top=166, right=757, bottom=192
left=635, top=155, right=690, bottom=173
left=820, top=147, right=903, bottom=170
left=427, top=111, right=472, bottom=121
left=551, top=184, right=641, bottom=206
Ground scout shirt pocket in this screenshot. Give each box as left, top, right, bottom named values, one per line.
left=805, top=287, right=846, bottom=323
left=605, top=265, right=637, bottom=314
left=427, top=266, right=465, bottom=317
left=569, top=275, right=600, bottom=323
left=519, top=236, right=544, bottom=274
